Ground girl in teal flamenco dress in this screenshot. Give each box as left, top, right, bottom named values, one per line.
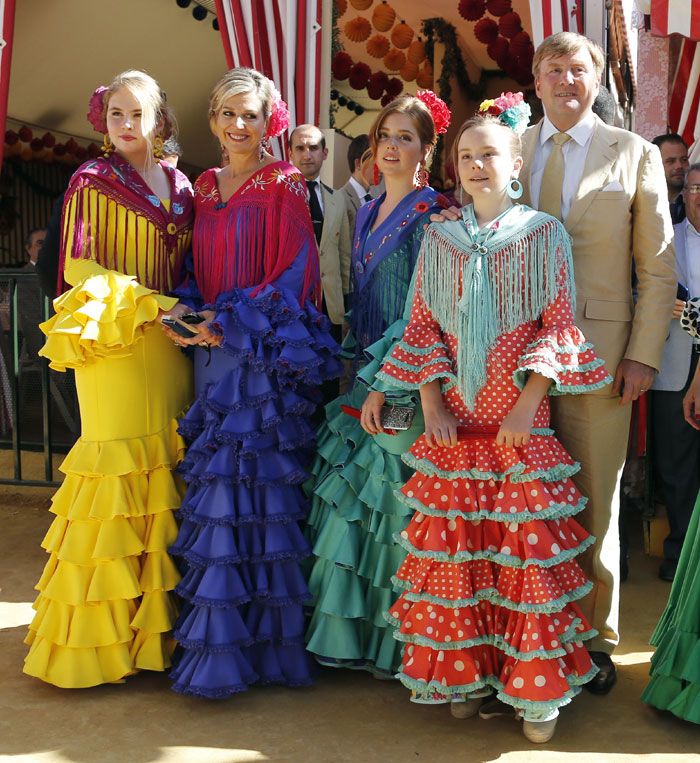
left=304, top=91, right=451, bottom=677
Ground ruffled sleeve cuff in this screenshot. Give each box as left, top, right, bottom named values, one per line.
left=355, top=318, right=409, bottom=398
left=513, top=326, right=612, bottom=395
left=206, top=284, right=342, bottom=387
left=376, top=331, right=456, bottom=392
left=39, top=270, right=174, bottom=371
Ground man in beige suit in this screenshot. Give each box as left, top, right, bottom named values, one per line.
left=521, top=33, right=677, bottom=692
left=340, top=134, right=371, bottom=235
left=290, top=125, right=351, bottom=398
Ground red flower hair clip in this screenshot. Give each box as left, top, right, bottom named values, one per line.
left=265, top=88, right=291, bottom=140
left=87, top=86, right=108, bottom=133
left=416, top=89, right=451, bottom=135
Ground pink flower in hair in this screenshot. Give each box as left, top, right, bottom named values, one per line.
left=265, top=90, right=290, bottom=140
left=87, top=86, right=108, bottom=133
left=416, top=89, right=451, bottom=135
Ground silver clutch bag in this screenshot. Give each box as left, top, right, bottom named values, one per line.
left=379, top=404, right=416, bottom=431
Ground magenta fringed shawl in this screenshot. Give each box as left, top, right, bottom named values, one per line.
left=57, top=154, right=194, bottom=294
left=191, top=161, right=321, bottom=307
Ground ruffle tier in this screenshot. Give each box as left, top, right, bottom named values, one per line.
left=39, top=269, right=176, bottom=371
left=642, top=493, right=700, bottom=723
left=170, top=286, right=341, bottom=698
left=23, top=420, right=185, bottom=688
left=387, top=434, right=598, bottom=714
left=304, top=382, right=420, bottom=677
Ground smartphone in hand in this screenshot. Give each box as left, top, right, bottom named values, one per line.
left=162, top=313, right=205, bottom=338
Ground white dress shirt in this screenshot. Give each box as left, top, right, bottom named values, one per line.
left=685, top=220, right=700, bottom=298
left=348, top=175, right=370, bottom=204
left=530, top=111, right=597, bottom=220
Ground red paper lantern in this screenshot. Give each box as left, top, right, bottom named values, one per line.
left=42, top=132, right=56, bottom=148
left=332, top=51, right=353, bottom=80
left=75, top=146, right=88, bottom=161
left=345, top=16, right=372, bottom=42
left=30, top=137, right=43, bottom=152
left=348, top=62, right=372, bottom=90
left=65, top=138, right=79, bottom=154
left=391, top=21, right=414, bottom=49
left=407, top=37, right=426, bottom=65
left=474, top=17, right=498, bottom=44
left=486, top=36, right=509, bottom=62
left=336, top=0, right=348, bottom=16
left=510, top=30, right=533, bottom=61
left=498, top=11, right=522, bottom=38
left=383, top=48, right=406, bottom=72
left=18, top=126, right=33, bottom=142
left=385, top=76, right=403, bottom=97
left=350, top=0, right=372, bottom=8
left=372, top=2, right=396, bottom=32
left=4, top=130, right=18, bottom=145
left=400, top=60, right=418, bottom=81
left=458, top=0, right=486, bottom=22
left=381, top=93, right=393, bottom=107
left=486, top=0, right=511, bottom=16
left=53, top=143, right=67, bottom=157
left=367, top=34, right=390, bottom=58
left=367, top=77, right=386, bottom=100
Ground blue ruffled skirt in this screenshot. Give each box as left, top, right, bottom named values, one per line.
left=169, top=286, right=341, bottom=698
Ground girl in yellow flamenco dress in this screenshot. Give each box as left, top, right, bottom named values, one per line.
left=23, top=71, right=194, bottom=688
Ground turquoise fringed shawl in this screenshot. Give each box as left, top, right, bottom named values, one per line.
left=419, top=204, right=574, bottom=410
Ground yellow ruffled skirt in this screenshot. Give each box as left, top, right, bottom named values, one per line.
left=24, top=281, right=192, bottom=687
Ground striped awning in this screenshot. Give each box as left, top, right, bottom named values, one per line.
left=669, top=38, right=700, bottom=146
left=0, top=0, right=16, bottom=171
left=650, top=0, right=700, bottom=42
left=528, top=0, right=583, bottom=48
left=213, top=0, right=322, bottom=157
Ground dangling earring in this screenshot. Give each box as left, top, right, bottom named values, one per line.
left=101, top=134, right=114, bottom=158
left=153, top=135, right=165, bottom=160
left=373, top=163, right=380, bottom=186
left=507, top=177, right=523, bottom=200
left=259, top=137, right=271, bottom=161
left=415, top=163, right=429, bottom=189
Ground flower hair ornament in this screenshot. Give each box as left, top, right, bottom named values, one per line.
left=478, top=91, right=531, bottom=136
left=265, top=88, right=291, bottom=140
left=416, top=89, right=451, bottom=135
left=87, top=86, right=108, bottom=133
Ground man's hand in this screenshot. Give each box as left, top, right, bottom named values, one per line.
left=429, top=205, right=461, bottom=224
left=672, top=298, right=687, bottom=321
left=612, top=358, right=656, bottom=405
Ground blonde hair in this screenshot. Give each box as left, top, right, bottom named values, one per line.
left=368, top=94, right=437, bottom=158
left=532, top=32, right=605, bottom=80
left=105, top=70, right=176, bottom=147
left=208, top=67, right=276, bottom=136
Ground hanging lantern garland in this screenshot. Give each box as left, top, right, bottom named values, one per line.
left=456, top=0, right=534, bottom=85
left=4, top=126, right=101, bottom=165
left=174, top=0, right=219, bottom=31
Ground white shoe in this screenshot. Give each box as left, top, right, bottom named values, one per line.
left=522, top=717, right=558, bottom=743
left=450, top=697, right=483, bottom=719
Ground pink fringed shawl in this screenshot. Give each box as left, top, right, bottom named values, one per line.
left=57, top=154, right=194, bottom=294
left=192, top=161, right=321, bottom=307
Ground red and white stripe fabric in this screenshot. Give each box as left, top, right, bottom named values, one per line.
left=214, top=0, right=322, bottom=157
left=0, top=0, right=16, bottom=171
left=528, top=0, right=583, bottom=48
left=669, top=38, right=700, bottom=147
left=651, top=0, right=700, bottom=42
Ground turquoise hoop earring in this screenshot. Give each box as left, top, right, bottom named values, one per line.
left=507, top=178, right=523, bottom=200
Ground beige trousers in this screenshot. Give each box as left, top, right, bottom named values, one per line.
left=550, top=394, right=632, bottom=655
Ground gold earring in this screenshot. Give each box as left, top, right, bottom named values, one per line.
left=101, top=134, right=113, bottom=158
left=153, top=135, right=164, bottom=160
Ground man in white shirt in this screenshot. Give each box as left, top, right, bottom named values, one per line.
left=650, top=163, right=700, bottom=582
left=519, top=32, right=676, bottom=695
left=340, top=134, right=371, bottom=236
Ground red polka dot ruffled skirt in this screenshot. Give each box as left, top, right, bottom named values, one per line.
left=386, top=431, right=599, bottom=715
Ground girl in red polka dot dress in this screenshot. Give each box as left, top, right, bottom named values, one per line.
left=376, top=96, right=612, bottom=743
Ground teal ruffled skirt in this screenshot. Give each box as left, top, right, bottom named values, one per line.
left=642, top=491, right=700, bottom=722
left=304, top=328, right=422, bottom=676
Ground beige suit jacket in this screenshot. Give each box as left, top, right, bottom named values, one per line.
left=521, top=116, right=677, bottom=384
left=319, top=183, right=351, bottom=325
left=341, top=179, right=362, bottom=238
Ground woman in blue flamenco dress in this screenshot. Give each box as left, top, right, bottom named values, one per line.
left=161, top=68, right=341, bottom=698
left=304, top=91, right=451, bottom=677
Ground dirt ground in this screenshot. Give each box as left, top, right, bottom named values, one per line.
left=0, top=451, right=698, bottom=763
